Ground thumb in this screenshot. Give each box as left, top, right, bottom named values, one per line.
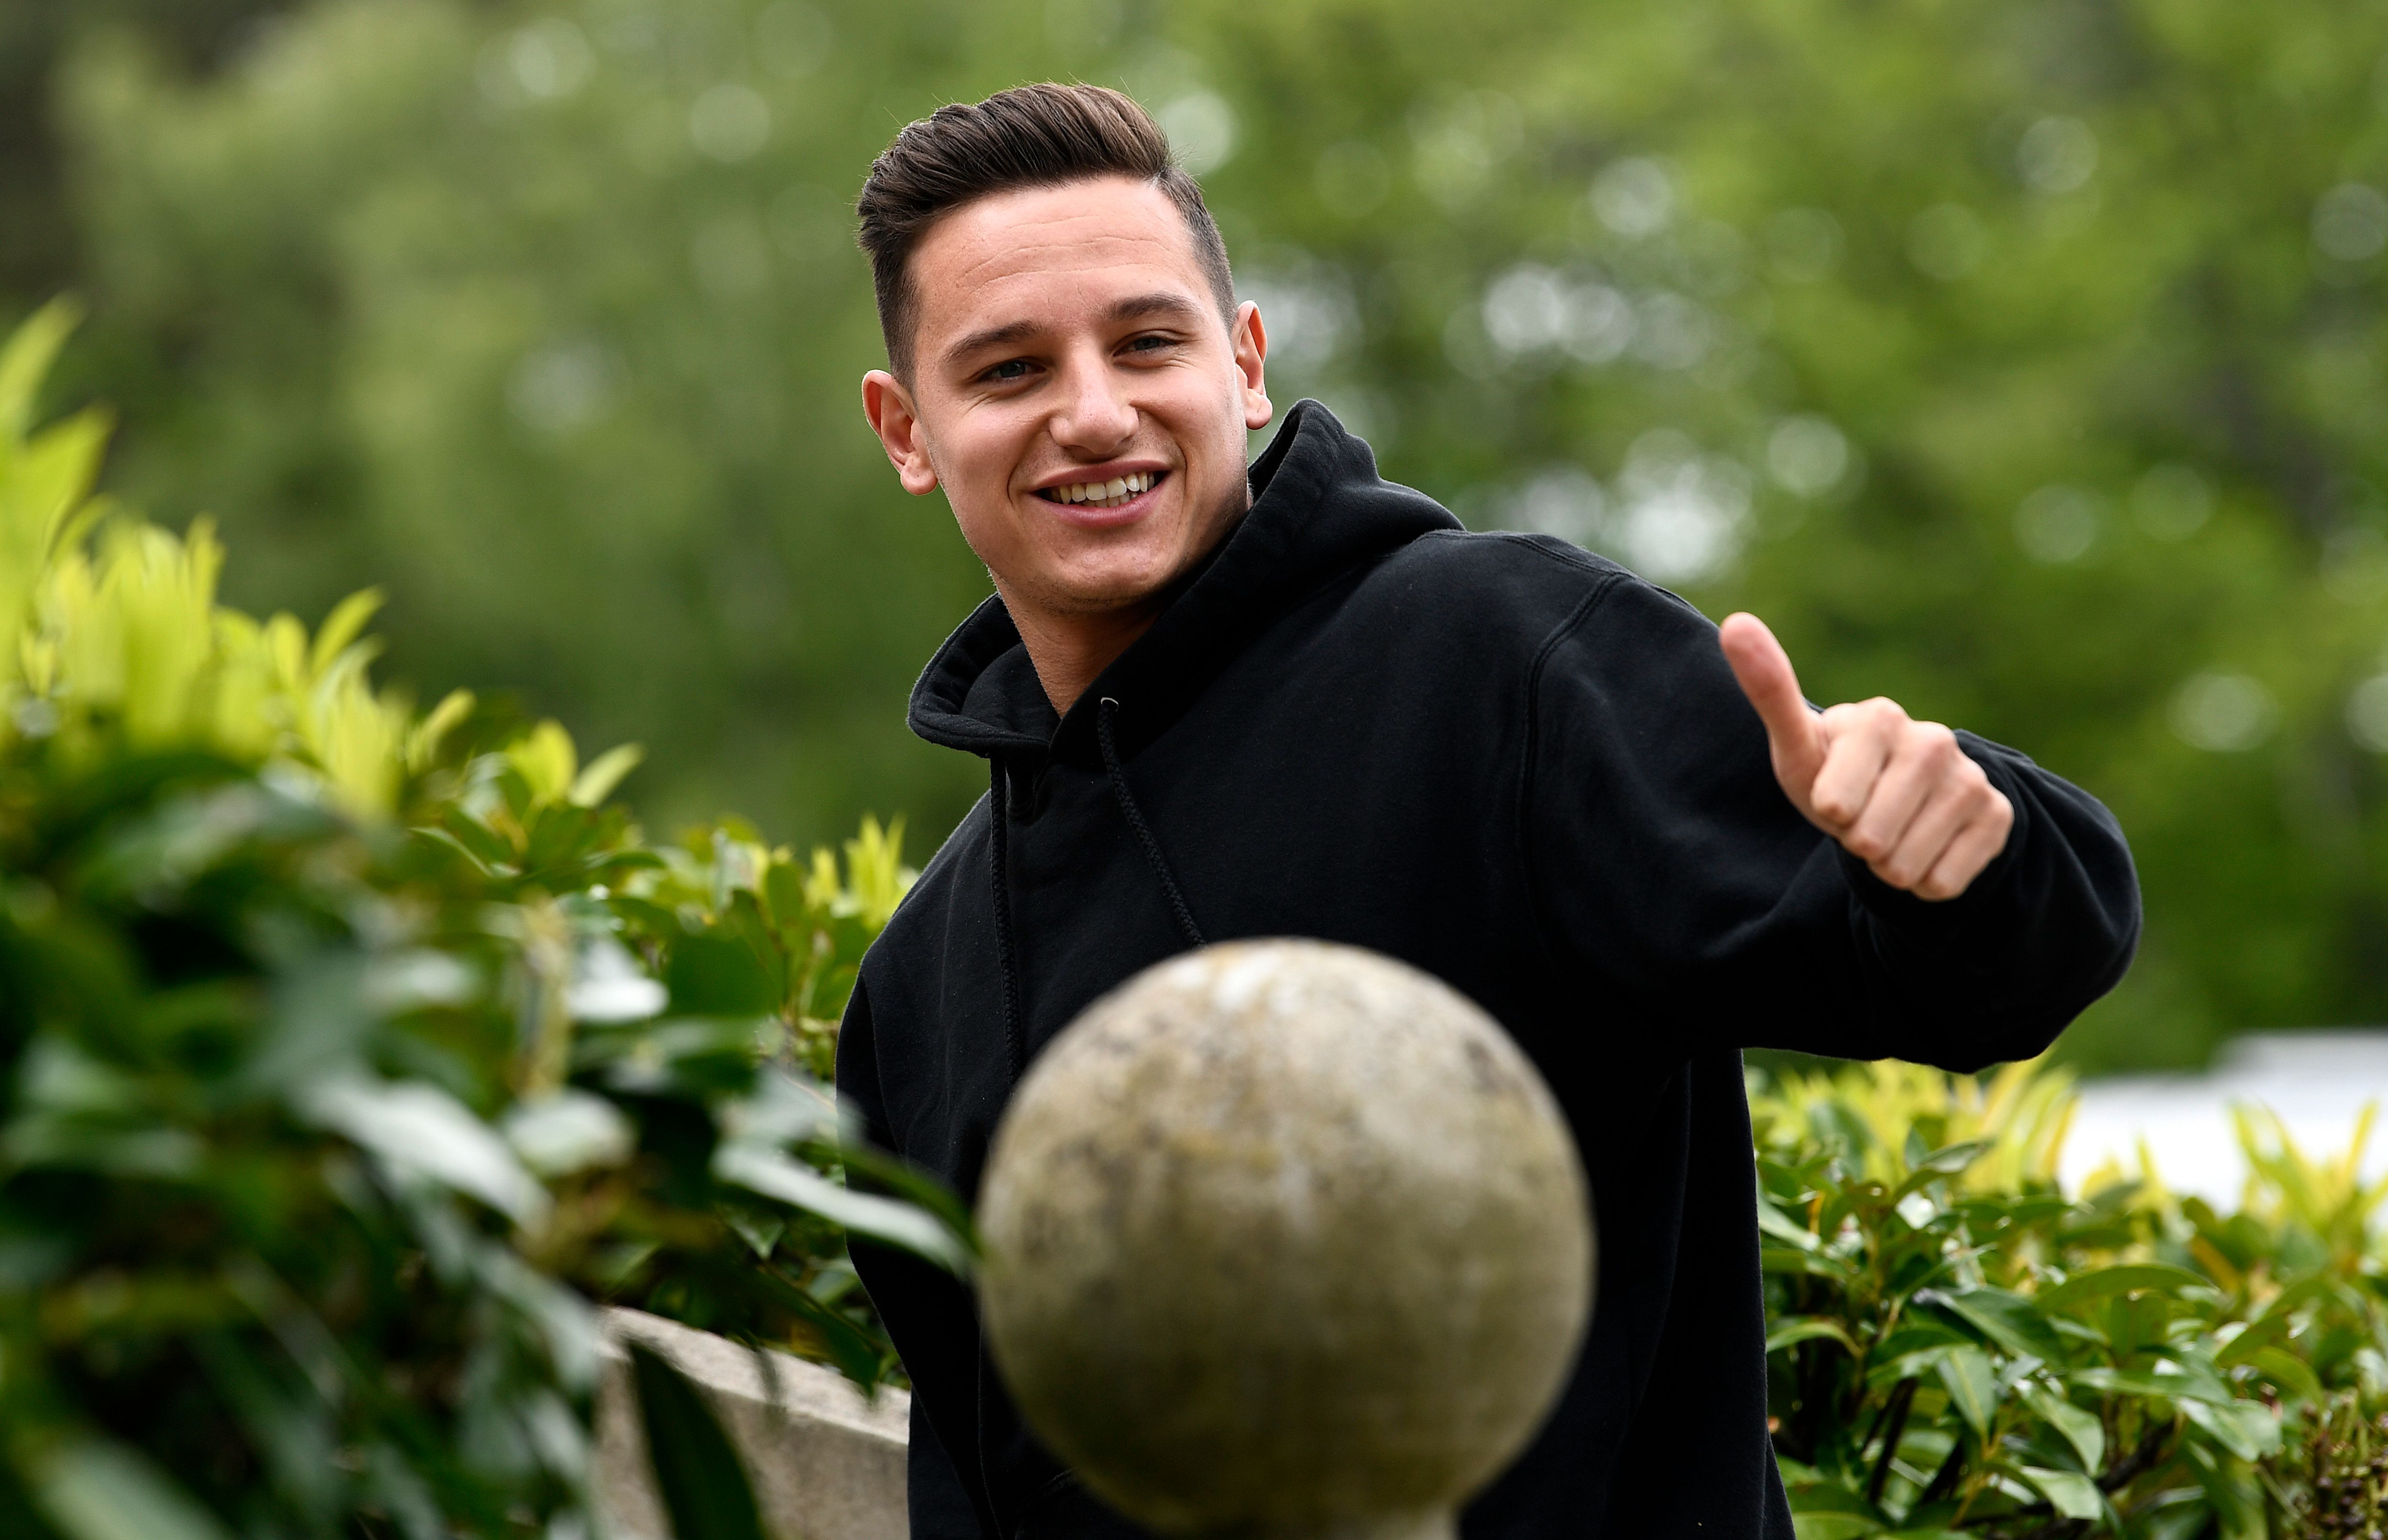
left=1719, top=613, right=1825, bottom=795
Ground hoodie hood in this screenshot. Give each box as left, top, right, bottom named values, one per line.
left=906, top=400, right=1461, bottom=765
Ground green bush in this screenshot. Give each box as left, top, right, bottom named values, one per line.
left=10, top=181, right=2388, bottom=1529
left=0, top=304, right=963, bottom=1540
left=1756, top=1059, right=2388, bottom=1539
left=21, top=282, right=2385, bottom=1538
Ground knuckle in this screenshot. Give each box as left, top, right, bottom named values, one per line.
left=1902, top=725, right=1953, bottom=767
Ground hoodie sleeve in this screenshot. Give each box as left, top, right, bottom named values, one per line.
left=1521, top=573, right=2140, bottom=1072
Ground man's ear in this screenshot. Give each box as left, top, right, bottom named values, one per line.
left=862, top=370, right=940, bottom=495
left=1232, top=301, right=1272, bottom=431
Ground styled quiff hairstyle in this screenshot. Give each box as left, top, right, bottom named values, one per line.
left=855, top=83, right=1237, bottom=379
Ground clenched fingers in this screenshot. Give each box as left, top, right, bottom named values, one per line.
left=1808, top=703, right=2014, bottom=900
left=1913, top=779, right=2013, bottom=900
left=1807, top=699, right=1907, bottom=830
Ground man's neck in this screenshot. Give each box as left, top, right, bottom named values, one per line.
left=997, top=479, right=1255, bottom=716
left=1004, top=595, right=1166, bottom=717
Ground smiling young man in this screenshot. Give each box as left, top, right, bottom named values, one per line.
left=840, top=84, right=2140, bottom=1539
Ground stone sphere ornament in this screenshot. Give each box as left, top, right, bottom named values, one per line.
left=977, top=939, right=1594, bottom=1540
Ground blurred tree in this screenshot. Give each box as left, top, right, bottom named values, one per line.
left=21, top=0, right=2388, bottom=1068
left=47, top=0, right=1019, bottom=856
left=0, top=0, right=298, bottom=340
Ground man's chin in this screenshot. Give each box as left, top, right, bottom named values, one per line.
left=1037, top=575, right=1179, bottom=616
left=1013, top=548, right=1200, bottom=614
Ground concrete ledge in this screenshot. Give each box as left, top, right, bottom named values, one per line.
left=595, top=1307, right=909, bottom=1540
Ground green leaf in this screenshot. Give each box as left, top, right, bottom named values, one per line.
left=569, top=743, right=644, bottom=807
left=1785, top=1479, right=1887, bottom=1540
left=627, top=1343, right=769, bottom=1540
left=0, top=297, right=81, bottom=436
left=432, top=807, right=518, bottom=871
left=508, top=720, right=579, bottom=805
left=1892, top=1141, right=1986, bottom=1198
left=2182, top=1441, right=2267, bottom=1540
left=32, top=1438, right=237, bottom=1540
left=1786, top=1479, right=1885, bottom=1518
left=523, top=801, right=599, bottom=874
left=1927, top=1287, right=2067, bottom=1363
left=308, top=589, right=384, bottom=679
left=403, top=687, right=475, bottom=772
left=2020, top=1466, right=2105, bottom=1521
left=1769, top=1317, right=1862, bottom=1355
left=2068, top=1365, right=2216, bottom=1403
left=1758, top=1191, right=1822, bottom=1250
left=828, top=1141, right=980, bottom=1241
left=2033, top=1263, right=2210, bottom=1315
left=1933, top=1346, right=1996, bottom=1434
left=1791, top=1517, right=1885, bottom=1540
left=297, top=1073, right=549, bottom=1226
left=2247, top=1345, right=2323, bottom=1405
left=582, top=1016, right=768, bottom=1095
left=1764, top=1246, right=1860, bottom=1284
left=2181, top=1397, right=2280, bottom=1463
left=714, top=1145, right=972, bottom=1274
left=410, top=823, right=500, bottom=876
left=762, top=858, right=809, bottom=927
left=779, top=1280, right=890, bottom=1390
left=667, top=933, right=779, bottom=1015
left=1872, top=1319, right=1973, bottom=1363
left=2019, top=1382, right=2104, bottom=1473
left=2213, top=1275, right=2330, bottom=1367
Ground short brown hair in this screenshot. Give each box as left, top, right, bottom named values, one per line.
left=856, top=83, right=1236, bottom=379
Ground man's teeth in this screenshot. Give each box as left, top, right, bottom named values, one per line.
left=1045, top=471, right=1158, bottom=507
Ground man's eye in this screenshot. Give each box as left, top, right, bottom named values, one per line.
left=985, top=359, right=1034, bottom=382
left=1123, top=334, right=1175, bottom=354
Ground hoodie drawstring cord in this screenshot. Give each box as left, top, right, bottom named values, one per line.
left=987, top=757, right=1025, bottom=1080
left=1097, top=697, right=1207, bottom=950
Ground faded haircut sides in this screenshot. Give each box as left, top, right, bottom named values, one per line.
left=855, top=83, right=1237, bottom=381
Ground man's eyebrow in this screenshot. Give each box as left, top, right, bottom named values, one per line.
left=939, top=293, right=1209, bottom=372
left=1106, top=291, right=1205, bottom=325
left=942, top=319, right=1041, bottom=370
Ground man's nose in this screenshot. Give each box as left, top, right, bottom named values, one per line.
left=1048, top=351, right=1137, bottom=453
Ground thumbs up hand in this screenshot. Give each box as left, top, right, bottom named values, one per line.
left=1718, top=613, right=2014, bottom=901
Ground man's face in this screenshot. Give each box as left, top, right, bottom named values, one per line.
left=862, top=176, right=1271, bottom=624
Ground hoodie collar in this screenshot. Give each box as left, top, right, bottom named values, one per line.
left=907, top=401, right=1461, bottom=764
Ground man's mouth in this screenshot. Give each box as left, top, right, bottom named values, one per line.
left=1036, top=470, right=1164, bottom=511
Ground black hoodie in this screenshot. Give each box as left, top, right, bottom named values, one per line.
left=836, top=401, right=2140, bottom=1539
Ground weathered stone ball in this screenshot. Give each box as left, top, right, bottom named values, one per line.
left=977, top=939, right=1594, bottom=1537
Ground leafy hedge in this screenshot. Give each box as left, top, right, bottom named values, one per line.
left=0, top=304, right=963, bottom=1540
left=8, top=301, right=2388, bottom=1540
left=1756, top=1060, right=2388, bottom=1539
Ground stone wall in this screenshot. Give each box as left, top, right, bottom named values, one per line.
left=596, top=1308, right=909, bottom=1540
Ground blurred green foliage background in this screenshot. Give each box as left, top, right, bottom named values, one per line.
left=8, top=0, right=2388, bottom=1073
